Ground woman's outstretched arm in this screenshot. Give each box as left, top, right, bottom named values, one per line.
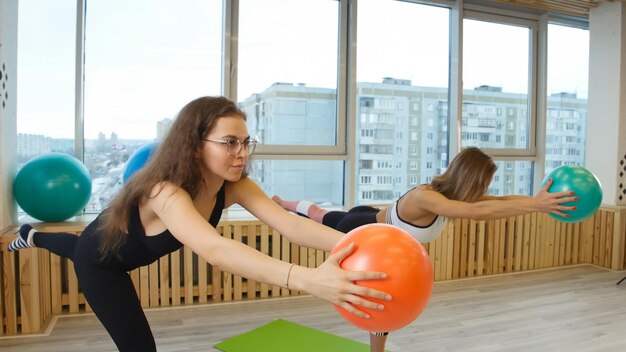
left=411, top=178, right=578, bottom=221
left=147, top=181, right=391, bottom=318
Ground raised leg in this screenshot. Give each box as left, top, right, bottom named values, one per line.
left=272, top=195, right=328, bottom=223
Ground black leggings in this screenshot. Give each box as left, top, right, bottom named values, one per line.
left=321, top=205, right=379, bottom=233
left=33, top=229, right=156, bottom=352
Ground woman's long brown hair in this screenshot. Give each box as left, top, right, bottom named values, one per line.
left=97, top=96, right=246, bottom=257
left=429, top=147, right=497, bottom=202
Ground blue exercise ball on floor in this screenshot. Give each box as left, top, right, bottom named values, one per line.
left=13, top=153, right=92, bottom=222
left=122, top=141, right=159, bottom=183
left=542, top=165, right=603, bottom=223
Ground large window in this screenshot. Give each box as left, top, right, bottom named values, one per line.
left=82, top=0, right=223, bottom=211
left=17, top=0, right=77, bottom=162
left=462, top=15, right=534, bottom=153
left=544, top=23, right=589, bottom=174
left=14, top=1, right=591, bottom=216
left=16, top=0, right=77, bottom=216
left=249, top=160, right=344, bottom=206
left=236, top=0, right=344, bottom=204
left=237, top=0, right=340, bottom=150
left=354, top=0, right=450, bottom=205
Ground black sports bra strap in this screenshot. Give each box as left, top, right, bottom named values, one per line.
left=208, top=184, right=226, bottom=227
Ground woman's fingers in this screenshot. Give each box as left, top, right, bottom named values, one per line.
left=337, top=293, right=385, bottom=318
left=345, top=269, right=388, bottom=281
left=348, top=290, right=388, bottom=309
left=319, top=242, right=393, bottom=316
left=552, top=196, right=578, bottom=208
left=344, top=277, right=392, bottom=301
left=556, top=195, right=577, bottom=202
left=329, top=242, right=356, bottom=263
left=551, top=210, right=570, bottom=218
left=560, top=203, right=577, bottom=211
left=345, top=294, right=381, bottom=311
left=335, top=300, right=371, bottom=319
left=553, top=192, right=576, bottom=200
left=542, top=178, right=553, bottom=190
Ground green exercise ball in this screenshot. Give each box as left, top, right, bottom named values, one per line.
left=541, top=165, right=602, bottom=223
left=13, top=153, right=92, bottom=222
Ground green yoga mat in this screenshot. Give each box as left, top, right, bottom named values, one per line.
left=215, top=319, right=379, bottom=352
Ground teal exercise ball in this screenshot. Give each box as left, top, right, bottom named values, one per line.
left=542, top=165, right=602, bottom=223
left=13, top=153, right=92, bottom=222
left=122, top=141, right=159, bottom=183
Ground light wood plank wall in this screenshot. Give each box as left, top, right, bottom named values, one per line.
left=1, top=206, right=625, bottom=337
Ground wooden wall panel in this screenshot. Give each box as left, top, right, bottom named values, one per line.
left=1, top=206, right=625, bottom=336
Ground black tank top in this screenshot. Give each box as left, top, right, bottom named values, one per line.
left=117, top=184, right=226, bottom=269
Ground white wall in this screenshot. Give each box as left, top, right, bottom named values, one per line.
left=587, top=1, right=626, bottom=206
left=0, top=0, right=18, bottom=229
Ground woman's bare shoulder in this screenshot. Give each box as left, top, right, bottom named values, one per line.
left=407, top=184, right=440, bottom=199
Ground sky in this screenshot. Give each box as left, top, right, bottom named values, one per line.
left=16, top=0, right=589, bottom=140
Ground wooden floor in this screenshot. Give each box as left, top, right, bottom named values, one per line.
left=1, top=264, right=625, bottom=351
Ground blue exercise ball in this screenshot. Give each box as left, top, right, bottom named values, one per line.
left=122, top=141, right=159, bottom=183
left=541, top=165, right=603, bottom=223
left=13, top=153, right=92, bottom=222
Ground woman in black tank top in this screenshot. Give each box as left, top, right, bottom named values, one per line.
left=9, top=96, right=391, bottom=352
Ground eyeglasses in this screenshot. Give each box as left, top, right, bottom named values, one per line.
left=202, top=137, right=257, bottom=156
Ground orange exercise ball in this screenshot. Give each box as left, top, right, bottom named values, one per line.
left=331, top=223, right=433, bottom=333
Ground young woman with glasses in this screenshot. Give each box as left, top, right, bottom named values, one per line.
left=9, top=96, right=391, bottom=352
